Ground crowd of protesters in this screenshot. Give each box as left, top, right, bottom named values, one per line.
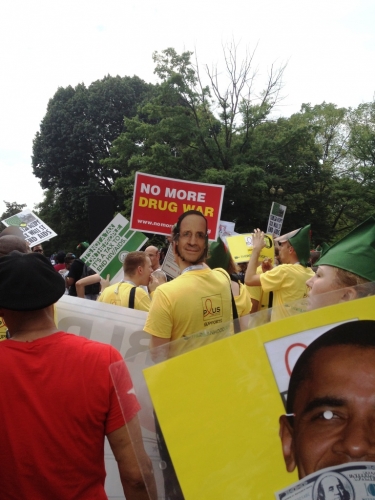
left=0, top=211, right=374, bottom=499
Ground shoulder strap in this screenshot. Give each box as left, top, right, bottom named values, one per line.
left=268, top=291, right=274, bottom=309
left=128, top=286, right=136, bottom=309
left=213, top=268, right=240, bottom=332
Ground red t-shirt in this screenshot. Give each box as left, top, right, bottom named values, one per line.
left=0, top=332, right=140, bottom=499
left=53, top=263, right=66, bottom=271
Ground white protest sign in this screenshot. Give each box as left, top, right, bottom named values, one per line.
left=161, top=244, right=181, bottom=279
left=55, top=294, right=151, bottom=500
left=1, top=208, right=57, bottom=246
left=218, top=220, right=236, bottom=237
left=266, top=202, right=287, bottom=237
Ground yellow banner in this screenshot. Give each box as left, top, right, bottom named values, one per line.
left=143, top=296, right=375, bottom=499
left=226, top=233, right=275, bottom=263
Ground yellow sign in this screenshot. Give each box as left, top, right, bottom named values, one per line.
left=226, top=233, right=275, bottom=263
left=143, top=296, right=375, bottom=499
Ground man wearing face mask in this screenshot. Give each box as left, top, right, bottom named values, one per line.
left=144, top=210, right=233, bottom=349
left=279, top=320, right=375, bottom=480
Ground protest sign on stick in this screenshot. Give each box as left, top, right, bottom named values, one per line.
left=80, top=213, right=148, bottom=283
left=226, top=232, right=275, bottom=263
left=133, top=295, right=375, bottom=499
left=1, top=208, right=57, bottom=246
left=130, top=172, right=225, bottom=240
left=267, top=202, right=287, bottom=236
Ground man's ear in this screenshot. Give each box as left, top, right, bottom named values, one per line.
left=172, top=240, right=178, bottom=256
left=340, top=287, right=358, bottom=302
left=279, top=415, right=297, bottom=472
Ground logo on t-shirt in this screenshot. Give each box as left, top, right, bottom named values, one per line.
left=202, top=294, right=223, bottom=326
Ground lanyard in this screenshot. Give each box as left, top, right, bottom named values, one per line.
left=115, top=279, right=136, bottom=294
left=181, top=264, right=206, bottom=275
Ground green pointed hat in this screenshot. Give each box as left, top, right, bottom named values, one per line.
left=275, top=224, right=311, bottom=266
left=316, top=242, right=330, bottom=256
left=316, top=216, right=375, bottom=281
left=206, top=237, right=230, bottom=270
left=76, top=241, right=89, bottom=250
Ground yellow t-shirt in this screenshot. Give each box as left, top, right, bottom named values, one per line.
left=259, top=264, right=314, bottom=321
left=0, top=317, right=7, bottom=341
left=234, top=282, right=252, bottom=317
left=246, top=265, right=270, bottom=312
left=98, top=282, right=151, bottom=312
left=144, top=268, right=233, bottom=342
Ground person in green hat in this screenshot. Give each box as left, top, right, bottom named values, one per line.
left=307, top=216, right=375, bottom=310
left=245, top=225, right=314, bottom=321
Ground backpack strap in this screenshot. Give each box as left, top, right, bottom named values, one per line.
left=214, top=268, right=240, bottom=333
left=268, top=291, right=274, bottom=309
left=128, top=286, right=137, bottom=309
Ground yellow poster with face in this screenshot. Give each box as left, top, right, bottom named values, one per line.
left=143, top=296, right=375, bottom=499
left=226, top=233, right=275, bottom=263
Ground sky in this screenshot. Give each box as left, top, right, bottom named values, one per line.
left=1, top=0, right=374, bottom=217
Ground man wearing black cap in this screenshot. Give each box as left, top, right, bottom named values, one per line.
left=0, top=251, right=156, bottom=499
left=245, top=226, right=314, bottom=321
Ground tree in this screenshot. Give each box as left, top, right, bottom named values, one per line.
left=330, top=100, right=375, bottom=235
left=32, top=75, right=153, bottom=248
left=108, top=45, right=289, bottom=228
left=348, top=101, right=375, bottom=170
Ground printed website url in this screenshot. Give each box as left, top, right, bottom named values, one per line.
left=138, top=219, right=172, bottom=228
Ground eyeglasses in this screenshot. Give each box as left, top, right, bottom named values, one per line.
left=146, top=253, right=159, bottom=257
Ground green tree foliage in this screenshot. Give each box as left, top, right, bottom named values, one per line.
left=295, top=101, right=375, bottom=239
left=32, top=75, right=153, bottom=250
left=348, top=101, right=375, bottom=170
left=108, top=46, right=339, bottom=241
left=32, top=47, right=375, bottom=250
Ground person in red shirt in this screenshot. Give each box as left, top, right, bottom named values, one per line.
left=0, top=251, right=156, bottom=499
left=53, top=250, right=67, bottom=271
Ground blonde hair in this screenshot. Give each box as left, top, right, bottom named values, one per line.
left=334, top=268, right=375, bottom=298
left=335, top=268, right=369, bottom=287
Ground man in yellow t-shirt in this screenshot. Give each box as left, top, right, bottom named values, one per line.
left=98, top=251, right=156, bottom=312
left=144, top=211, right=232, bottom=350
left=245, top=225, right=314, bottom=321
left=246, top=265, right=270, bottom=314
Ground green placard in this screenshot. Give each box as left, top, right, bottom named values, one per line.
left=80, top=214, right=148, bottom=280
